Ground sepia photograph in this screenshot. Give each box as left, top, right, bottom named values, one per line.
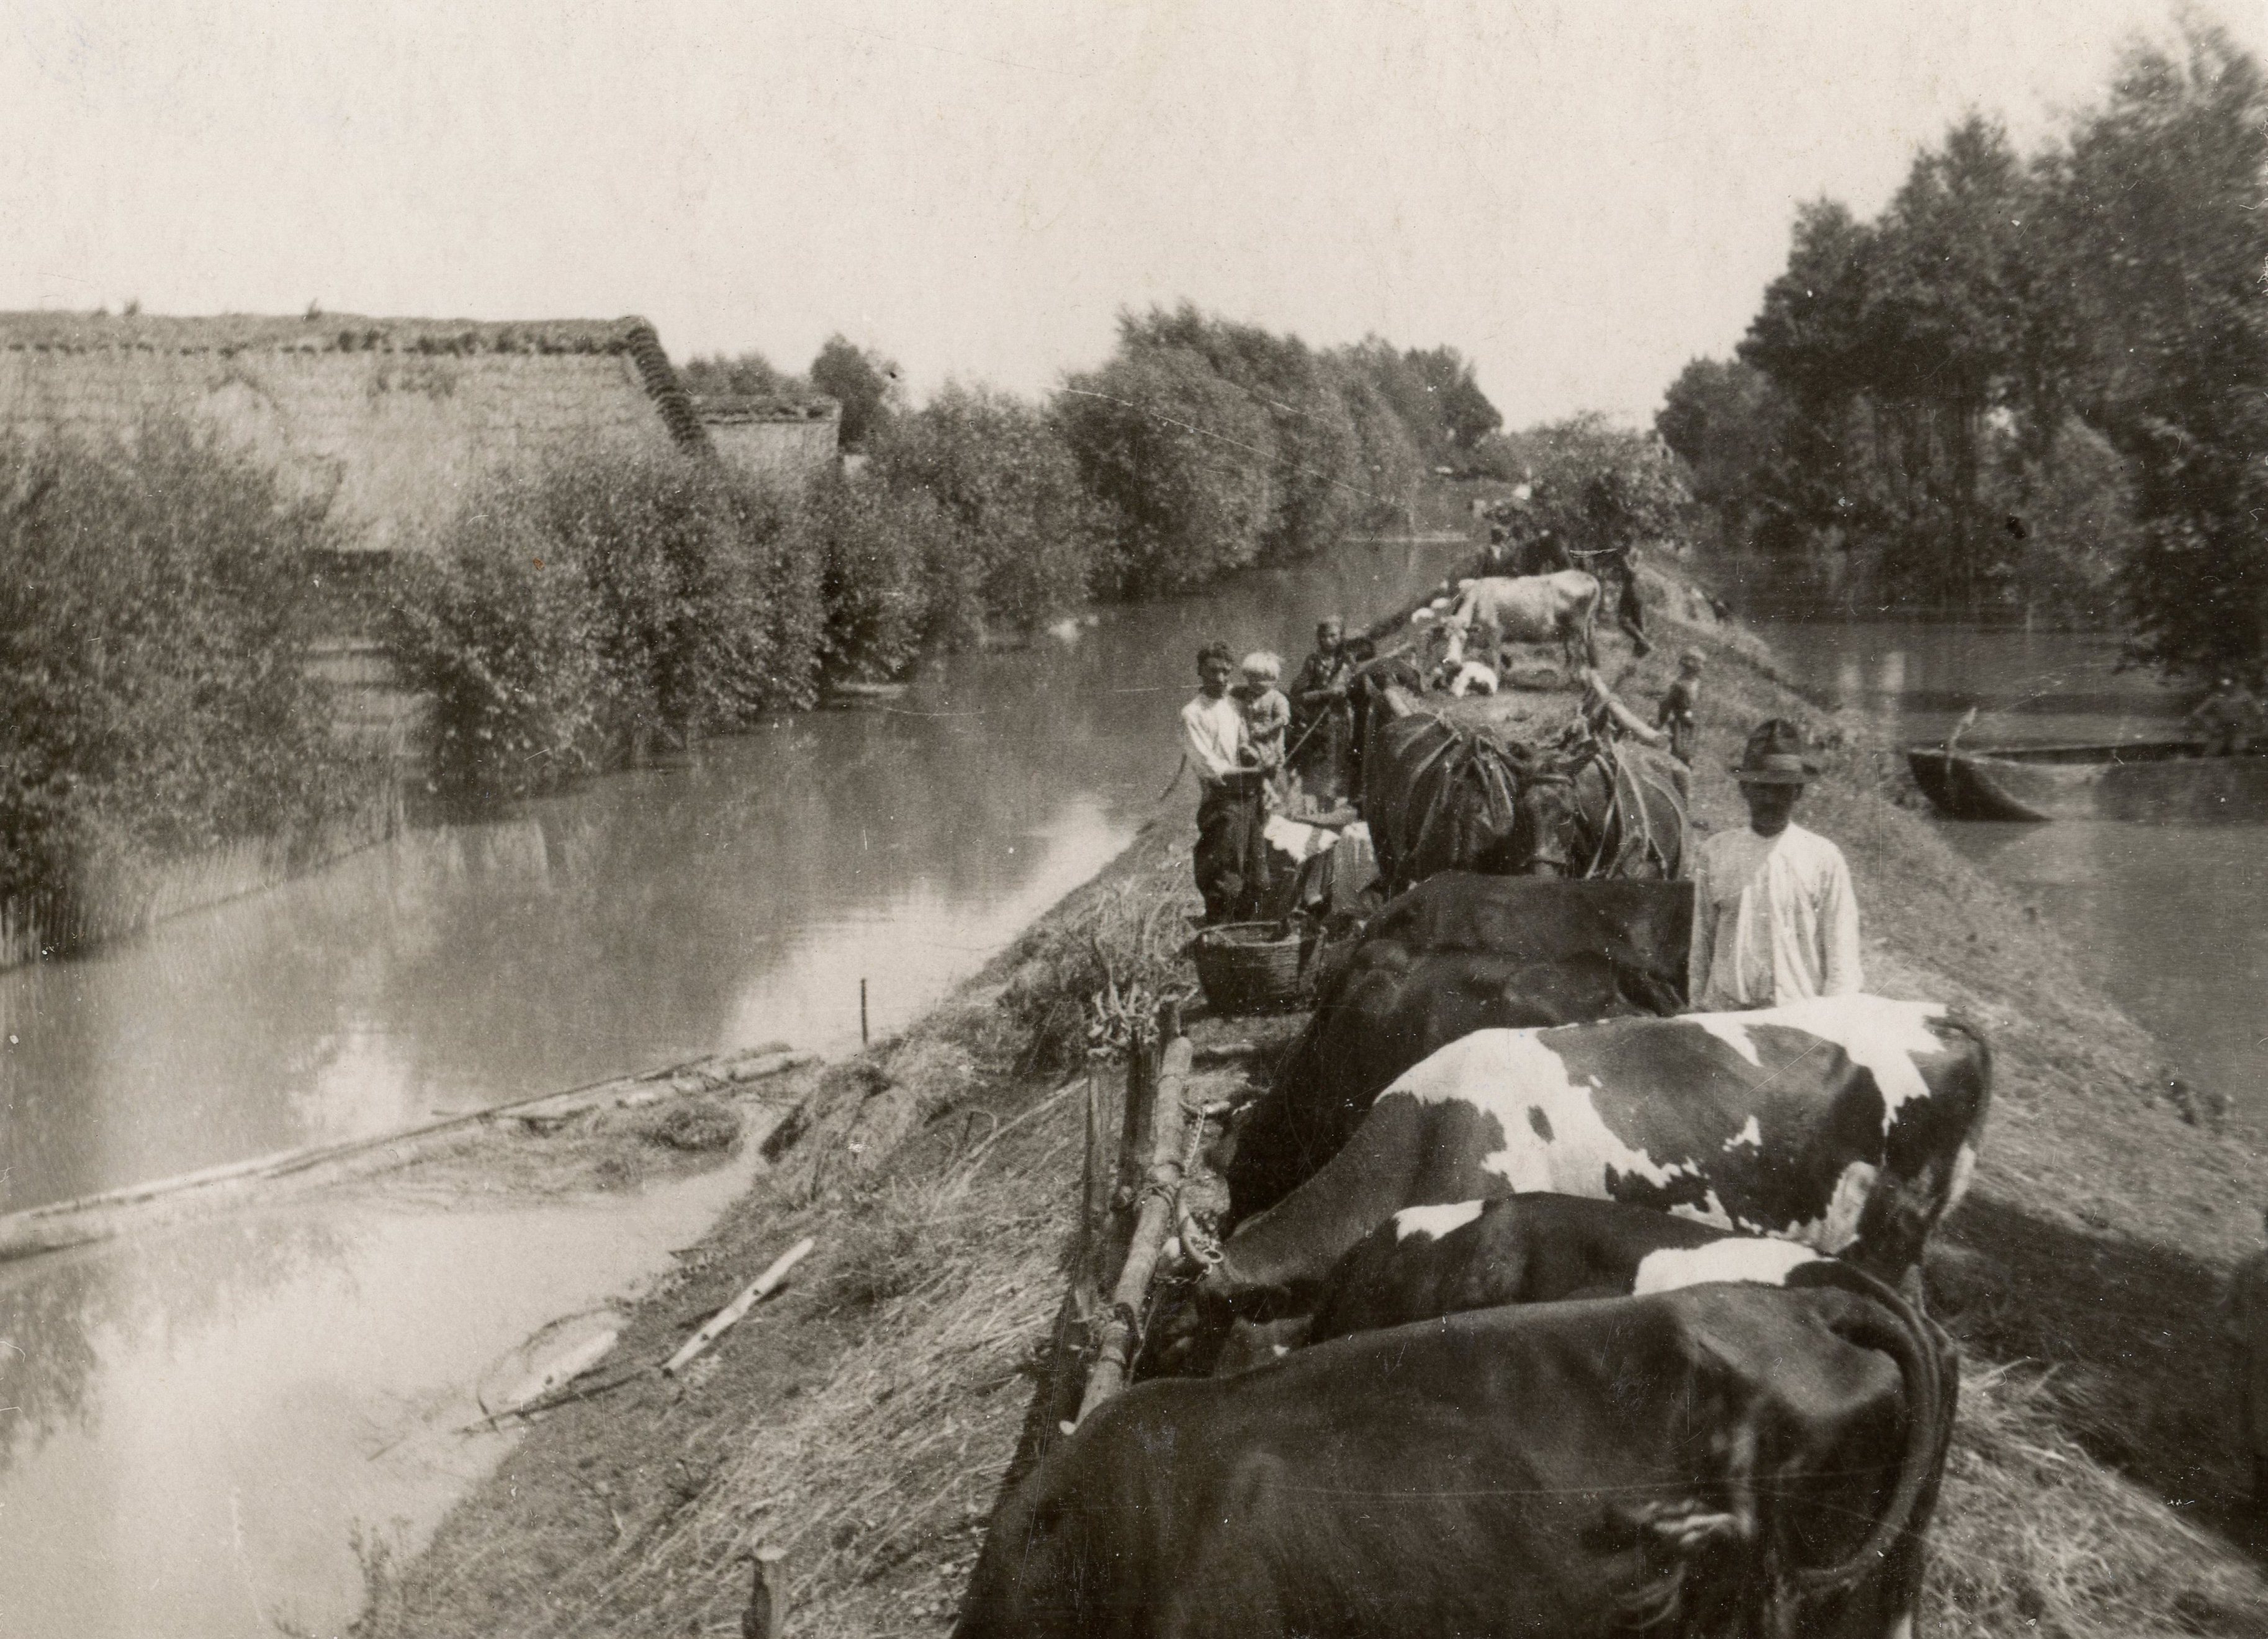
left=2, top=2, right=2266, bottom=1634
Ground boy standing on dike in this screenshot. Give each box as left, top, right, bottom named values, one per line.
left=1181, top=642, right=1261, bottom=924
left=1656, top=648, right=1705, bottom=766
left=1687, top=719, right=1862, bottom=1011
left=2224, top=1210, right=2268, bottom=1506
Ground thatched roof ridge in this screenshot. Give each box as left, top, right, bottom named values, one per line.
left=0, top=310, right=713, bottom=456
left=0, top=310, right=659, bottom=357
left=693, top=392, right=840, bottom=425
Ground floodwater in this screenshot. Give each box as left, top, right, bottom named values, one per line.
left=0, top=534, right=1472, bottom=1638
left=1740, top=608, right=2268, bottom=1121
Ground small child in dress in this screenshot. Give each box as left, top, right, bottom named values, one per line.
left=2224, top=1205, right=2268, bottom=1507
left=1236, top=652, right=1290, bottom=781
left=1656, top=648, right=1706, bottom=765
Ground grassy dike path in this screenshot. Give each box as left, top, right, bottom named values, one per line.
left=362, top=598, right=2268, bottom=1639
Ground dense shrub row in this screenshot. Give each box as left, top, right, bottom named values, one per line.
left=380, top=448, right=823, bottom=799
left=0, top=420, right=377, bottom=912
left=389, top=310, right=1495, bottom=797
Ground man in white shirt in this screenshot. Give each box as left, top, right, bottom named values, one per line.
left=1182, top=642, right=1262, bottom=923
left=1687, top=718, right=1861, bottom=1010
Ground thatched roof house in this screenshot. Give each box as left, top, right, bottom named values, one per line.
left=693, top=392, right=842, bottom=484
left=0, top=311, right=711, bottom=553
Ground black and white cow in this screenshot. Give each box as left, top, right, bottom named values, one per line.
left=1210, top=995, right=1991, bottom=1302
left=959, top=1278, right=1955, bottom=1639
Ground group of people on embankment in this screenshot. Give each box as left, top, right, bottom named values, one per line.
left=1180, top=609, right=2268, bottom=1512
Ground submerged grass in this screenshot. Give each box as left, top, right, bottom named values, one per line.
left=364, top=588, right=2268, bottom=1639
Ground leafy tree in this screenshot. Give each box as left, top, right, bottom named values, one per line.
left=1054, top=344, right=1276, bottom=598
left=870, top=385, right=1100, bottom=638
left=2044, top=24, right=2268, bottom=681
left=1655, top=357, right=1797, bottom=550
left=0, top=420, right=369, bottom=900
left=809, top=335, right=902, bottom=451
left=677, top=350, right=806, bottom=399
left=1483, top=415, right=1696, bottom=562
left=1327, top=361, right=1426, bottom=531
left=1117, top=305, right=1362, bottom=563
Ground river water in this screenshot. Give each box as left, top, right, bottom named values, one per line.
left=0, top=536, right=1474, bottom=1638
left=1742, top=612, right=2268, bottom=1123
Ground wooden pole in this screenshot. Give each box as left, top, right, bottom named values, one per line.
left=743, top=1545, right=789, bottom=1639
left=1077, top=1031, right=1192, bottom=1423
left=1116, top=1028, right=1154, bottom=1206
left=860, top=979, right=869, bottom=1046
left=664, top=1237, right=816, bottom=1376
left=1076, top=1054, right=1112, bottom=1316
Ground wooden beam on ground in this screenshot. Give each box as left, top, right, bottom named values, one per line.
left=1076, top=1026, right=1192, bottom=1423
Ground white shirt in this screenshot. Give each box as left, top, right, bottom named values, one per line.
left=1180, top=691, right=1247, bottom=787
left=1688, top=821, right=1862, bottom=1010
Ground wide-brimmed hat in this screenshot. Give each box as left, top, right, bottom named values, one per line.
left=1732, top=717, right=1819, bottom=785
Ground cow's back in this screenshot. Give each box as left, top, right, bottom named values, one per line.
left=1228, top=876, right=1692, bottom=1223
left=957, top=1283, right=1949, bottom=1639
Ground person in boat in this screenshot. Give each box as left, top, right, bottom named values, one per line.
left=1655, top=647, right=1705, bottom=765
left=1289, top=617, right=1356, bottom=796
left=1577, top=666, right=1666, bottom=748
left=2224, top=1206, right=2268, bottom=1507
left=1236, top=651, right=1292, bottom=802
left=1687, top=719, right=1861, bottom=1011
left=1182, top=642, right=1267, bottom=924
left=2187, top=676, right=2263, bottom=757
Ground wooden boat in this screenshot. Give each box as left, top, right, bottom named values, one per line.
left=1906, top=739, right=2268, bottom=822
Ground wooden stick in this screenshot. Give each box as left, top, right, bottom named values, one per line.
left=1077, top=1033, right=1192, bottom=1422
left=1076, top=1056, right=1112, bottom=1316
left=744, top=1545, right=790, bottom=1639
left=663, top=1237, right=816, bottom=1376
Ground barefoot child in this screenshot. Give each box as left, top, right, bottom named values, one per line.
left=1656, top=647, right=1705, bottom=765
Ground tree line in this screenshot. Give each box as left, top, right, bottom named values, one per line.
left=0, top=311, right=1504, bottom=923
left=1657, top=22, right=2267, bottom=683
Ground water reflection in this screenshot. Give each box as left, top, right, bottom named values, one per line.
left=0, top=536, right=1469, bottom=1218
left=0, top=536, right=1472, bottom=1638
left=0, top=1155, right=764, bottom=1638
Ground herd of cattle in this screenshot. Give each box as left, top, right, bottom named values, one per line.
left=955, top=874, right=1992, bottom=1634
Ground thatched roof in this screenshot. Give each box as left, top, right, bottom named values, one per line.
left=0, top=310, right=714, bottom=550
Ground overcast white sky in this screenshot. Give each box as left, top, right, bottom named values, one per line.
left=1, top=1, right=2257, bottom=427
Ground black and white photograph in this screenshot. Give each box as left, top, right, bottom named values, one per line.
left=2, top=3, right=2266, bottom=1634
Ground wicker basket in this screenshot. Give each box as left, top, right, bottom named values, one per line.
left=1191, top=920, right=1320, bottom=1016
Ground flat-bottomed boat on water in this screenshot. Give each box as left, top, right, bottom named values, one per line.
left=1906, top=739, right=2268, bottom=822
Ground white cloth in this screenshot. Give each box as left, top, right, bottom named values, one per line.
left=1688, top=822, right=1862, bottom=1010
left=1180, top=692, right=1247, bottom=787
left=1261, top=814, right=1339, bottom=862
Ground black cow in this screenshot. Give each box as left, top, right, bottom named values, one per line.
left=1311, top=1193, right=1858, bottom=1341
left=1207, top=1193, right=1852, bottom=1375
left=1226, top=875, right=1692, bottom=1223
left=1215, top=995, right=1992, bottom=1296
left=958, top=1280, right=1955, bottom=1639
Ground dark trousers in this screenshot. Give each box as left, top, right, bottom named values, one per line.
left=1195, top=783, right=1264, bottom=923
left=1615, top=572, right=1649, bottom=653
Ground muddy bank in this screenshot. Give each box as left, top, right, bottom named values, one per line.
left=362, top=593, right=2268, bottom=1639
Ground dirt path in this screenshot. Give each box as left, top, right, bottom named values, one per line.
left=360, top=595, right=2268, bottom=1639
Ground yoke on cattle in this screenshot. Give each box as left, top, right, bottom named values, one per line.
left=1359, top=686, right=1688, bottom=897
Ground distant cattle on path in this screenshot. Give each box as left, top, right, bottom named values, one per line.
left=956, top=1278, right=1956, bottom=1639
left=1441, top=570, right=1600, bottom=671
left=1213, top=995, right=1992, bottom=1299
left=1228, top=875, right=1692, bottom=1222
